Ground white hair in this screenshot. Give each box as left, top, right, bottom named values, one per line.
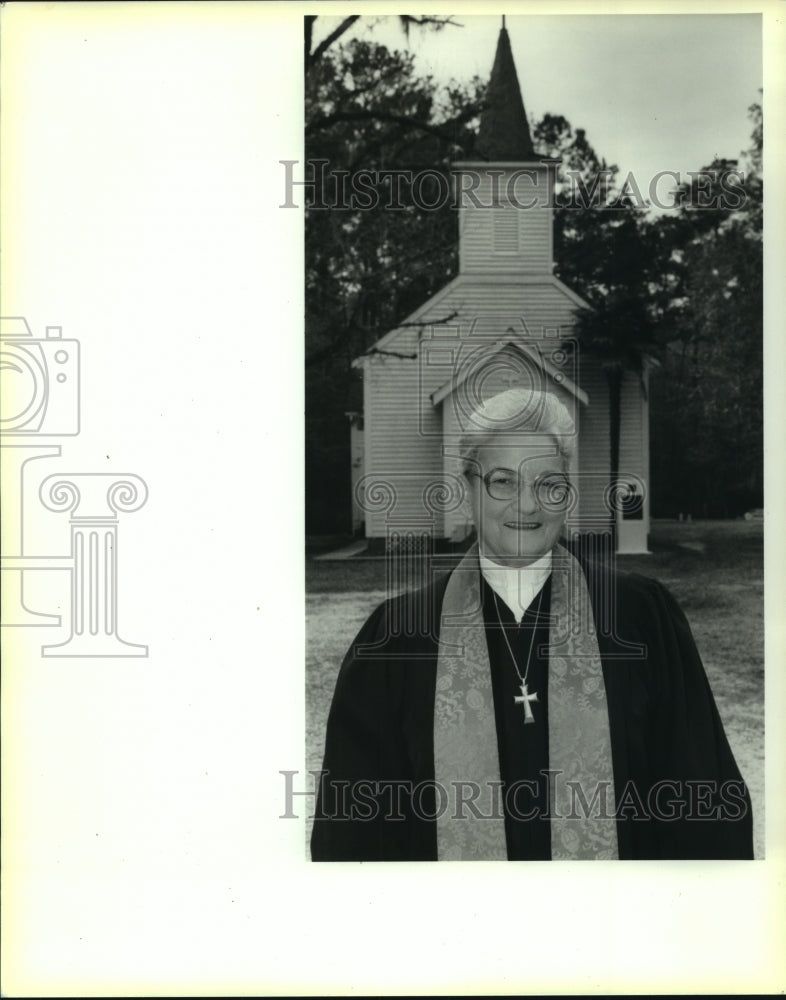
left=458, top=388, right=576, bottom=474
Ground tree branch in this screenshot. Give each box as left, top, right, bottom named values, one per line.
left=305, top=108, right=475, bottom=143
left=304, top=16, right=316, bottom=68
left=360, top=347, right=418, bottom=360
left=399, top=15, right=464, bottom=36
left=398, top=310, right=459, bottom=328
left=306, top=15, right=361, bottom=71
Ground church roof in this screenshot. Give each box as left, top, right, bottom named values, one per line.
left=430, top=337, right=589, bottom=406
left=475, top=26, right=538, bottom=162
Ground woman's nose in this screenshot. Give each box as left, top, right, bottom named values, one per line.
left=516, top=480, right=539, bottom=513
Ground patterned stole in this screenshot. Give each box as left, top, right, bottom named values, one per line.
left=434, top=543, right=618, bottom=861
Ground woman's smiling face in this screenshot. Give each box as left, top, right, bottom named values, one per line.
left=467, top=436, right=569, bottom=567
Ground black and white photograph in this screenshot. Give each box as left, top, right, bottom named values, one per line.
left=304, top=12, right=764, bottom=862
left=3, top=2, right=784, bottom=996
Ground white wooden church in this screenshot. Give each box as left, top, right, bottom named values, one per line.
left=349, top=26, right=650, bottom=554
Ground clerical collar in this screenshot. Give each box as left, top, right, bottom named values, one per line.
left=479, top=550, right=552, bottom=624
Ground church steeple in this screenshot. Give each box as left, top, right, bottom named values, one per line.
left=475, top=26, right=538, bottom=162
left=454, top=23, right=554, bottom=276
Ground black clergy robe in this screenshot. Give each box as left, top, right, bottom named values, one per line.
left=310, top=558, right=753, bottom=861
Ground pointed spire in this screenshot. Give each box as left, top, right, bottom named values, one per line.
left=475, top=27, right=537, bottom=161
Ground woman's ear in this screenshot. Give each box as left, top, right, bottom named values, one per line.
left=459, top=474, right=476, bottom=524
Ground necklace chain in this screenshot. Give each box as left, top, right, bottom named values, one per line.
left=492, top=587, right=544, bottom=686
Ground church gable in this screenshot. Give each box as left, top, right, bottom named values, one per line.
left=353, top=23, right=650, bottom=552
left=356, top=21, right=588, bottom=363
left=359, top=273, right=589, bottom=363
left=430, top=338, right=588, bottom=408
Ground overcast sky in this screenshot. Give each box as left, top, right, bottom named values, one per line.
left=313, top=12, right=762, bottom=193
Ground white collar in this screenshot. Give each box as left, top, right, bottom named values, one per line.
left=479, top=550, right=552, bottom=624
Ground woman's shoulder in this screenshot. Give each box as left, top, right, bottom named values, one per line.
left=369, top=570, right=452, bottom=616
left=570, top=546, right=682, bottom=620
left=345, top=571, right=452, bottom=661
left=571, top=545, right=675, bottom=601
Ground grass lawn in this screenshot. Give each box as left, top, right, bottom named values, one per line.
left=306, top=520, right=764, bottom=857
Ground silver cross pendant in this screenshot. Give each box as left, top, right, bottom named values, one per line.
left=514, top=681, right=538, bottom=724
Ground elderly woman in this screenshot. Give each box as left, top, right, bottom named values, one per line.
left=311, top=389, right=752, bottom=861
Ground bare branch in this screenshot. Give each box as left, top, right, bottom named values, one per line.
left=360, top=347, right=418, bottom=360
left=306, top=106, right=481, bottom=143
left=398, top=310, right=459, bottom=328
left=400, top=15, right=463, bottom=31
left=307, top=15, right=361, bottom=70
left=304, top=16, right=316, bottom=67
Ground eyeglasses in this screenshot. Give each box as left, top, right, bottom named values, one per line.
left=468, top=468, right=574, bottom=509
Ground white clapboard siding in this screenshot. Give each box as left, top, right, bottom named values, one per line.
left=361, top=337, right=589, bottom=540
left=355, top=163, right=649, bottom=545
left=618, top=372, right=650, bottom=535
left=455, top=165, right=553, bottom=275
left=361, top=339, right=648, bottom=539
left=575, top=368, right=647, bottom=527
left=575, top=363, right=610, bottom=524
left=460, top=206, right=551, bottom=274
left=372, top=276, right=587, bottom=365
left=618, top=374, right=646, bottom=482
left=440, top=392, right=472, bottom=541
left=363, top=356, right=445, bottom=538
left=361, top=290, right=591, bottom=539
